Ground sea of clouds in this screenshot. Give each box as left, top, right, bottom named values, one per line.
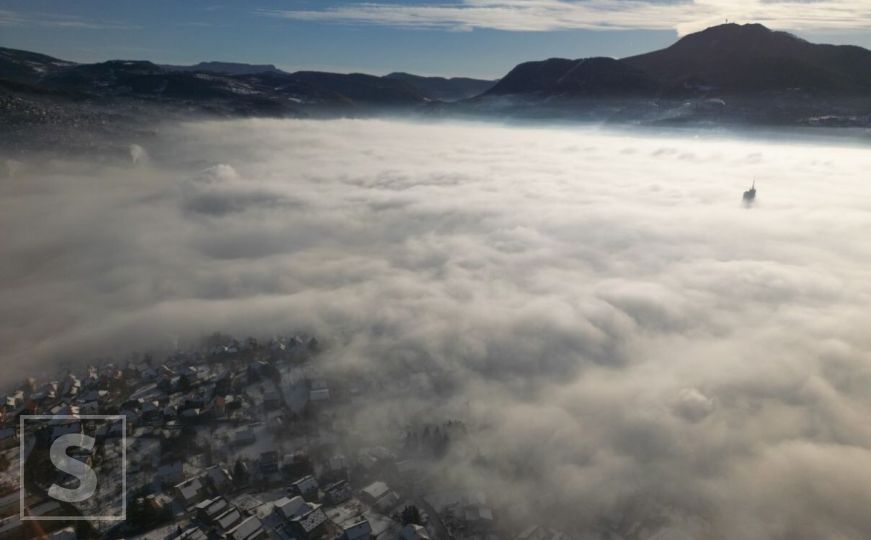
left=3, top=118, right=871, bottom=538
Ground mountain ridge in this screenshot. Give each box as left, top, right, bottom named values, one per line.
left=483, top=23, right=871, bottom=100
left=385, top=72, right=496, bottom=101
left=622, top=23, right=871, bottom=96
left=2, top=23, right=871, bottom=131
left=160, top=61, right=283, bottom=76
left=0, top=46, right=492, bottom=109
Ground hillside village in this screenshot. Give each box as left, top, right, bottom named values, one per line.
left=0, top=335, right=571, bottom=540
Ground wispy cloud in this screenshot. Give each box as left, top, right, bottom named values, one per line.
left=257, top=0, right=871, bottom=36
left=0, top=9, right=138, bottom=30
left=174, top=21, right=231, bottom=28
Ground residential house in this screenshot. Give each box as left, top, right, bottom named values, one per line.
left=174, top=477, right=206, bottom=507
left=462, top=503, right=494, bottom=533
left=360, top=482, right=390, bottom=506
left=360, top=481, right=400, bottom=511
left=203, top=465, right=234, bottom=494
left=274, top=496, right=307, bottom=521
left=215, top=507, right=244, bottom=534
left=259, top=451, right=280, bottom=476
left=399, top=524, right=432, bottom=540
left=227, top=516, right=266, bottom=540
left=323, top=480, right=353, bottom=505
left=290, top=475, right=319, bottom=500
left=288, top=503, right=327, bottom=540
left=194, top=496, right=231, bottom=524
left=341, top=520, right=372, bottom=540
left=176, top=525, right=208, bottom=540
left=232, top=428, right=256, bottom=447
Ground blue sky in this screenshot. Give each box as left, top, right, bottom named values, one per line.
left=1, top=0, right=870, bottom=79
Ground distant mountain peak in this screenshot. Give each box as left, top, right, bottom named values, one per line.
left=384, top=72, right=496, bottom=101
left=621, top=21, right=871, bottom=96
left=697, top=22, right=773, bottom=33
left=161, top=61, right=282, bottom=76
left=670, top=22, right=807, bottom=52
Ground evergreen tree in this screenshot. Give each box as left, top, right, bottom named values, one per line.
left=401, top=505, right=423, bottom=526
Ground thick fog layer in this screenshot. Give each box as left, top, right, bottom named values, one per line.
left=4, top=119, right=871, bottom=538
